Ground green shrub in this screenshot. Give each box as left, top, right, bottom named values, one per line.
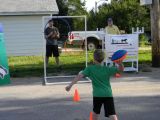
left=139, top=34, right=149, bottom=47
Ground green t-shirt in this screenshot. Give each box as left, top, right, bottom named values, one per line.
left=82, top=64, right=118, bottom=97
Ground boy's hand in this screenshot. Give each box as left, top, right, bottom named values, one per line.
left=115, top=59, right=123, bottom=64
left=65, top=85, right=72, bottom=92
left=65, top=74, right=83, bottom=92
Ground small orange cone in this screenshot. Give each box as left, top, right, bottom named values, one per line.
left=73, top=89, right=80, bottom=102
left=89, top=112, right=93, bottom=120
left=115, top=73, right=121, bottom=78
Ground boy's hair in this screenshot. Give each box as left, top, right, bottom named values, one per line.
left=94, top=49, right=105, bottom=63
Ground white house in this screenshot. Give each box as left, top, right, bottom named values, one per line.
left=0, top=0, right=59, bottom=56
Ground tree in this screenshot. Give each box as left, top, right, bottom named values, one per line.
left=151, top=0, right=160, bottom=67
left=56, top=0, right=68, bottom=15
left=67, top=0, right=87, bottom=16
left=67, top=0, right=88, bottom=31
left=87, top=10, right=98, bottom=30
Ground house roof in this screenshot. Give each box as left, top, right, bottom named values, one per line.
left=0, top=0, right=59, bottom=15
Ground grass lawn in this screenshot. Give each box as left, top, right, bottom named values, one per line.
left=8, top=51, right=93, bottom=77
left=138, top=49, right=151, bottom=63
left=8, top=49, right=151, bottom=77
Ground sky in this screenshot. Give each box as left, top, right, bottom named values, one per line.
left=82, top=0, right=111, bottom=11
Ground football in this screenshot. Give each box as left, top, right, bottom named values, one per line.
left=111, top=50, right=127, bottom=63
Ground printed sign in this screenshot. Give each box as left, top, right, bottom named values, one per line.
left=105, top=34, right=139, bottom=58
left=104, top=34, right=139, bottom=72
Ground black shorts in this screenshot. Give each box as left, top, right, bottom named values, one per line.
left=93, top=97, right=116, bottom=117
left=46, top=45, right=59, bottom=57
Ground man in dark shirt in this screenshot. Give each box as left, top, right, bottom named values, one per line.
left=44, top=20, right=60, bottom=66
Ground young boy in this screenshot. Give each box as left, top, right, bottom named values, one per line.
left=65, top=49, right=124, bottom=120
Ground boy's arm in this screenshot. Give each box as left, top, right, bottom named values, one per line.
left=65, top=73, right=84, bottom=91
left=115, top=60, right=124, bottom=72
left=116, top=60, right=124, bottom=72
left=117, top=63, right=124, bottom=72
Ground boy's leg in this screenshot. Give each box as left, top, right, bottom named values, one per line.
left=93, top=97, right=102, bottom=120
left=104, top=97, right=117, bottom=119
left=93, top=112, right=99, bottom=120
left=109, top=115, right=118, bottom=120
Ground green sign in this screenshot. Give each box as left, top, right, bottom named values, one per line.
left=0, top=23, right=10, bottom=85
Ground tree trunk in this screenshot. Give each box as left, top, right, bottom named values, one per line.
left=151, top=0, right=160, bottom=67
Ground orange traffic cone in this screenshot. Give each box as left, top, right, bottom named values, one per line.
left=73, top=89, right=80, bottom=102
left=89, top=112, right=93, bottom=120
left=115, top=73, right=121, bottom=78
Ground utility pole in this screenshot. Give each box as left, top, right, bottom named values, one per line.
left=151, top=0, right=160, bottom=67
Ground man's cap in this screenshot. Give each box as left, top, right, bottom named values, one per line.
left=107, top=18, right=113, bottom=22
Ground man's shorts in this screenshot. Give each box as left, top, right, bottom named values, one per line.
left=46, top=45, right=59, bottom=57
left=93, top=97, right=116, bottom=117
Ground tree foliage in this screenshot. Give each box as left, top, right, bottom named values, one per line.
left=67, top=0, right=88, bottom=30
left=67, top=0, right=87, bottom=16
left=88, top=0, right=150, bottom=33
left=56, top=0, right=68, bottom=15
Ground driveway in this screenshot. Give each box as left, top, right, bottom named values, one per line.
left=0, top=67, right=160, bottom=120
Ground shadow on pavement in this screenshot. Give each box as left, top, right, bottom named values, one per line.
left=0, top=95, right=160, bottom=120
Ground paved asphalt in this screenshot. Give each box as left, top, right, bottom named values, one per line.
left=0, top=68, right=160, bottom=120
